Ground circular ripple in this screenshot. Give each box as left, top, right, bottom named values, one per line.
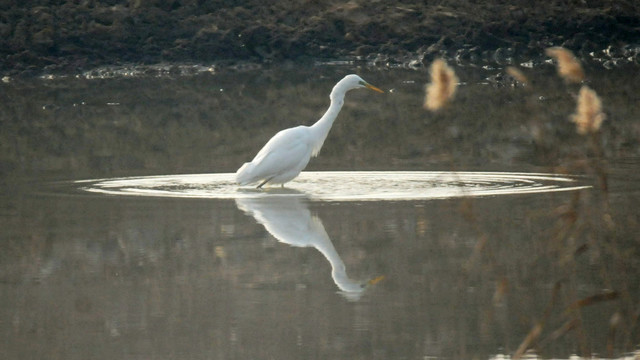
left=75, top=171, right=590, bottom=201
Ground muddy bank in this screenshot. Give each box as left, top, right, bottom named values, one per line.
left=1, top=0, right=640, bottom=75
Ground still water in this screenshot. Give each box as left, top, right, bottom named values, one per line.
left=1, top=63, right=639, bottom=359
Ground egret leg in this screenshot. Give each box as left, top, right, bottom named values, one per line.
left=257, top=179, right=270, bottom=189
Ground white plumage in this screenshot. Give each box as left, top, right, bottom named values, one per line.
left=235, top=74, right=383, bottom=188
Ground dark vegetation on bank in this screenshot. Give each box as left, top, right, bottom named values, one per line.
left=2, top=0, right=640, bottom=75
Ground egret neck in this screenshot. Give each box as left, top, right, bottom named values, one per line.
left=309, top=86, right=346, bottom=156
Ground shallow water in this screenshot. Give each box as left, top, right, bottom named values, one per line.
left=73, top=171, right=590, bottom=200
left=1, top=64, right=639, bottom=359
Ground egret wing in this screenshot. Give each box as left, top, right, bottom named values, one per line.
left=245, top=127, right=312, bottom=183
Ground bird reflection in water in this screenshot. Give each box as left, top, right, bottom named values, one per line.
left=235, top=190, right=383, bottom=301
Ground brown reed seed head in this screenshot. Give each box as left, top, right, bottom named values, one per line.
left=545, top=47, right=585, bottom=83
left=571, top=85, right=605, bottom=135
left=424, top=59, right=458, bottom=111
left=506, top=66, right=528, bottom=85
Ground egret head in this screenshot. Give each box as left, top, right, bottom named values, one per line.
left=335, top=74, right=384, bottom=95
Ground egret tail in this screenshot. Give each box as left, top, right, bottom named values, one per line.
left=235, top=162, right=256, bottom=186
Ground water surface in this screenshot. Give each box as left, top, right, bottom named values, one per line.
left=1, top=64, right=639, bottom=359
left=74, top=171, right=590, bottom=200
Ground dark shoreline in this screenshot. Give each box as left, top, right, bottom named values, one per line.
left=2, top=1, right=640, bottom=76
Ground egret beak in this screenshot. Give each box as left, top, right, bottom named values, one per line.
left=367, top=275, right=385, bottom=286
left=364, top=83, right=384, bottom=93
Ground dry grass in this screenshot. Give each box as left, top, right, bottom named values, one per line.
left=571, top=85, right=606, bottom=135
left=545, top=47, right=585, bottom=83
left=424, top=59, right=458, bottom=111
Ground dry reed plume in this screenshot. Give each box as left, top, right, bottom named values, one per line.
left=571, top=85, right=606, bottom=135
left=424, top=59, right=458, bottom=111
left=545, top=47, right=585, bottom=83
left=506, top=66, right=528, bottom=85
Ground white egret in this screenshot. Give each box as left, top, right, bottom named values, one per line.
left=235, top=74, right=384, bottom=188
